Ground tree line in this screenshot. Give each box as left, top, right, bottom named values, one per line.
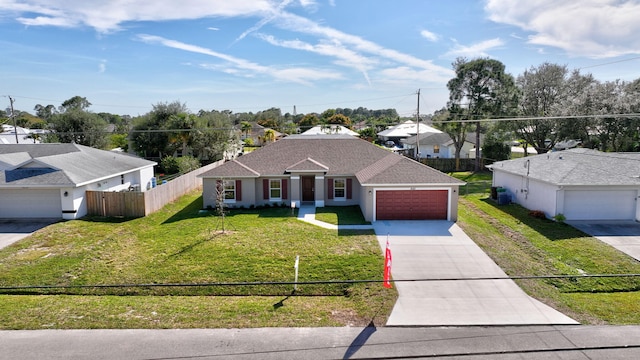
left=435, top=58, right=640, bottom=170
left=2, top=58, right=639, bottom=171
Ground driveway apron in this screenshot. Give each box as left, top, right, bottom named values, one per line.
left=568, top=221, right=640, bottom=262
left=0, top=220, right=57, bottom=250
left=373, top=220, right=578, bottom=326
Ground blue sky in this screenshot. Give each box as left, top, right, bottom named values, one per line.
left=1, top=0, right=640, bottom=118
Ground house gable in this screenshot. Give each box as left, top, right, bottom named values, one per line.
left=286, top=158, right=329, bottom=173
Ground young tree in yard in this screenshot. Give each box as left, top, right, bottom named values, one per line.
left=447, top=58, right=518, bottom=171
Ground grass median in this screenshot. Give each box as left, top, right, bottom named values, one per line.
left=0, top=192, right=396, bottom=329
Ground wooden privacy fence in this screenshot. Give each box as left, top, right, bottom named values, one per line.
left=420, top=158, right=485, bottom=173
left=86, top=159, right=224, bottom=218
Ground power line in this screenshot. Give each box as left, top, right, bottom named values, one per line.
left=1, top=273, right=638, bottom=292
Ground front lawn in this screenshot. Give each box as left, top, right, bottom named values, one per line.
left=0, top=192, right=396, bottom=329
left=315, top=206, right=370, bottom=225
left=452, top=171, right=640, bottom=324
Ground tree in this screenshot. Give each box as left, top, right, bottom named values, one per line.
left=59, top=96, right=91, bottom=112
left=241, top=121, right=252, bottom=139
left=446, top=58, right=518, bottom=171
left=49, top=110, right=108, bottom=148
left=481, top=125, right=511, bottom=162
left=299, top=114, right=319, bottom=130
left=433, top=107, right=473, bottom=171
left=34, top=104, right=56, bottom=120
left=130, top=101, right=188, bottom=158
left=326, top=113, right=351, bottom=127
left=262, top=129, right=276, bottom=143
left=511, top=62, right=569, bottom=154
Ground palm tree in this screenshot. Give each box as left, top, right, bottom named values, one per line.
left=241, top=121, right=252, bottom=140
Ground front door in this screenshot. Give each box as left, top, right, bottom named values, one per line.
left=302, top=176, right=315, bottom=202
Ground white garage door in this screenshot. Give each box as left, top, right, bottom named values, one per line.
left=564, top=190, right=637, bottom=220
left=0, top=189, right=62, bottom=218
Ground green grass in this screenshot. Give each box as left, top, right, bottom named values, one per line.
left=452, top=171, right=640, bottom=324
left=0, top=192, right=396, bottom=329
left=315, top=206, right=370, bottom=225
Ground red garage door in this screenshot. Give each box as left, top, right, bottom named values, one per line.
left=376, top=190, right=448, bottom=220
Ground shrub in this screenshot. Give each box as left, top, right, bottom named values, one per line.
left=553, top=213, right=566, bottom=223
left=176, top=156, right=201, bottom=173
left=160, top=156, right=180, bottom=174
left=529, top=210, right=546, bottom=219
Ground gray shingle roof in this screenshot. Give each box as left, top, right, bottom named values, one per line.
left=200, top=135, right=463, bottom=185
left=0, top=144, right=156, bottom=187
left=489, top=148, right=640, bottom=186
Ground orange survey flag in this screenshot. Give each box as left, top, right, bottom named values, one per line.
left=383, top=238, right=392, bottom=288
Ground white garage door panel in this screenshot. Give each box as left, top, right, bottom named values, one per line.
left=564, top=190, right=636, bottom=220
left=0, top=189, right=61, bottom=218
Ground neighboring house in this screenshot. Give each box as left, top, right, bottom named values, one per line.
left=199, top=135, right=464, bottom=222
left=0, top=124, right=43, bottom=144
left=300, top=124, right=359, bottom=136
left=0, top=144, right=156, bottom=220
left=377, top=120, right=441, bottom=147
left=488, top=148, right=640, bottom=221
left=402, top=132, right=475, bottom=159
left=242, top=123, right=283, bottom=145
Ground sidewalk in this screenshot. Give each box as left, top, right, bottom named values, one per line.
left=296, top=205, right=374, bottom=230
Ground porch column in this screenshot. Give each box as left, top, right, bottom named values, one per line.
left=315, top=175, right=325, bottom=207
left=290, top=175, right=300, bottom=208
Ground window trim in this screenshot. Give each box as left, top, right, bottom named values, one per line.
left=223, top=180, right=236, bottom=203
left=433, top=144, right=440, bottom=154
left=333, top=178, right=346, bottom=200
left=269, top=179, right=282, bottom=200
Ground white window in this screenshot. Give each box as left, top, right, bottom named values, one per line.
left=433, top=144, right=440, bottom=154
left=224, top=180, right=236, bottom=202
left=334, top=178, right=346, bottom=199
left=270, top=179, right=281, bottom=199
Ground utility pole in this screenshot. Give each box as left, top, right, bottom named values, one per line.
left=415, top=89, right=420, bottom=160
left=8, top=96, right=18, bottom=143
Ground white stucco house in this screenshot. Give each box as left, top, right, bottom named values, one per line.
left=198, top=135, right=464, bottom=222
left=488, top=148, right=640, bottom=221
left=0, top=144, right=157, bottom=220
left=300, top=124, right=359, bottom=136
left=377, top=120, right=441, bottom=147
left=402, top=132, right=476, bottom=159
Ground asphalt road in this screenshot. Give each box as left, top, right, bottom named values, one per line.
left=2, top=326, right=640, bottom=359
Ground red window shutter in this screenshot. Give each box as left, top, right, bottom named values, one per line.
left=327, top=178, right=334, bottom=199
left=235, top=180, right=242, bottom=201
left=263, top=179, right=269, bottom=200
left=282, top=179, right=288, bottom=200
left=346, top=178, right=352, bottom=199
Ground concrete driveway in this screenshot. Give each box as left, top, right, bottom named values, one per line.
left=568, top=221, right=640, bottom=261
left=373, top=220, right=578, bottom=326
left=0, top=220, right=57, bottom=250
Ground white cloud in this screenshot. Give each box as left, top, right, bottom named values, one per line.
left=207, top=27, right=219, bottom=31
left=420, top=29, right=439, bottom=42
left=485, top=0, right=640, bottom=58
left=257, top=33, right=376, bottom=84
left=2, top=1, right=274, bottom=33
left=273, top=12, right=454, bottom=79
left=444, top=38, right=504, bottom=58
left=98, top=60, right=106, bottom=73
left=136, top=34, right=340, bottom=84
